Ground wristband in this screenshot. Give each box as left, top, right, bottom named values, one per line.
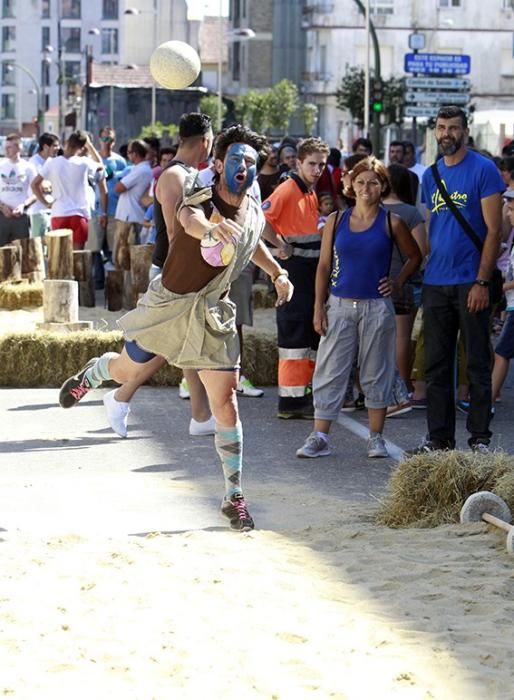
left=272, top=269, right=289, bottom=283
left=474, top=279, right=489, bottom=288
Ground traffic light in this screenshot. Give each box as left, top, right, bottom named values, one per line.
left=371, top=78, right=384, bottom=113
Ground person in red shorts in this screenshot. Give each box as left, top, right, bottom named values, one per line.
left=32, top=130, right=105, bottom=250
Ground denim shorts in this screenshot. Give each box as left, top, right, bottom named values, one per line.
left=495, top=310, right=514, bottom=359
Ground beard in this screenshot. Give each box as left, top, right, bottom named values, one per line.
left=437, top=135, right=463, bottom=155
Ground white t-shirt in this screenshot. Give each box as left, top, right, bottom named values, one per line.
left=41, top=155, right=99, bottom=219
left=114, top=160, right=153, bottom=224
left=29, top=153, right=50, bottom=213
left=0, top=157, right=37, bottom=209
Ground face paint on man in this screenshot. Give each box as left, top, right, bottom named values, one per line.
left=224, top=143, right=257, bottom=195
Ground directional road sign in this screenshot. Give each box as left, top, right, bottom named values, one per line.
left=404, top=53, right=471, bottom=75
left=404, top=106, right=439, bottom=118
left=404, top=91, right=470, bottom=105
left=405, top=77, right=470, bottom=90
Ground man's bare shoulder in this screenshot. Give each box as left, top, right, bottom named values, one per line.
left=156, top=163, right=191, bottom=197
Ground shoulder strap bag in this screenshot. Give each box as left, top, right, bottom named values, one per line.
left=430, top=162, right=503, bottom=304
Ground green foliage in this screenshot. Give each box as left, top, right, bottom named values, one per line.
left=199, top=94, right=226, bottom=126
left=139, top=121, right=179, bottom=139
left=300, top=102, right=318, bottom=135
left=267, top=79, right=299, bottom=136
left=336, top=66, right=405, bottom=126
left=234, top=90, right=270, bottom=134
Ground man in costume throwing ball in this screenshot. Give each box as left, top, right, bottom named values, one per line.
left=58, top=125, right=294, bottom=532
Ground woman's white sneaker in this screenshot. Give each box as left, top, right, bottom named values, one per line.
left=103, top=389, right=130, bottom=438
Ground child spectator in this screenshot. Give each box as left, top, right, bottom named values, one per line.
left=318, top=192, right=335, bottom=230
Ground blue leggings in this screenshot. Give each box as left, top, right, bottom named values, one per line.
left=124, top=339, right=235, bottom=371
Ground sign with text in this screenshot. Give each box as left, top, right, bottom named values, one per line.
left=404, top=91, right=469, bottom=105
left=404, top=53, right=471, bottom=75
left=405, top=77, right=470, bottom=90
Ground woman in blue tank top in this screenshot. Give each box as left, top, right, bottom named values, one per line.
left=296, top=157, right=422, bottom=459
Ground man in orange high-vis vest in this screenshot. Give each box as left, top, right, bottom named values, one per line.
left=262, top=137, right=330, bottom=418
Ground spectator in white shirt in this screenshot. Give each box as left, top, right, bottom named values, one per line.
left=32, top=130, right=105, bottom=250
left=0, top=133, right=37, bottom=245
left=28, top=132, right=60, bottom=237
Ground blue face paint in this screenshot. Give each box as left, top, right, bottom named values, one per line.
left=224, top=143, right=257, bottom=195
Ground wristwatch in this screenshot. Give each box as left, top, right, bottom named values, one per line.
left=474, top=279, right=489, bottom=287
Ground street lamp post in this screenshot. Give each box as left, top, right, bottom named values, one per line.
left=88, top=27, right=115, bottom=125
left=353, top=0, right=382, bottom=153
left=125, top=1, right=158, bottom=131
left=7, top=62, right=42, bottom=136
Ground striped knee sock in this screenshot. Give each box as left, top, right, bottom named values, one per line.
left=84, top=352, right=118, bottom=388
left=215, top=422, right=243, bottom=498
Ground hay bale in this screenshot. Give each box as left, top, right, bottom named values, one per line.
left=0, top=281, right=44, bottom=310
left=377, top=450, right=514, bottom=528
left=0, top=329, right=278, bottom=388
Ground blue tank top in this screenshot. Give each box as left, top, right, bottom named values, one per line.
left=330, top=207, right=392, bottom=299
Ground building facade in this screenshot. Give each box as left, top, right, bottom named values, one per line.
left=0, top=0, right=197, bottom=138
left=301, top=0, right=514, bottom=147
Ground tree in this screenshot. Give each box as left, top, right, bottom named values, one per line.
left=336, top=66, right=405, bottom=127
left=199, top=94, right=226, bottom=126
left=139, top=121, right=178, bottom=140
left=267, top=79, right=299, bottom=136
left=234, top=90, right=271, bottom=134
left=300, top=102, right=318, bottom=136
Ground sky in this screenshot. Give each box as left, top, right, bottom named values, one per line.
left=186, top=0, right=228, bottom=20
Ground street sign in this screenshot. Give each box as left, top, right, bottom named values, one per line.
left=404, top=91, right=470, bottom=105
left=405, top=77, right=470, bottom=89
left=404, top=53, right=471, bottom=75
left=404, top=106, right=439, bottom=118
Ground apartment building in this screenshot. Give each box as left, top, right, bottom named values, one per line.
left=302, top=0, right=514, bottom=146
left=0, top=0, right=196, bottom=137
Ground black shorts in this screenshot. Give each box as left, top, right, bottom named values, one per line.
left=0, top=211, right=31, bottom=245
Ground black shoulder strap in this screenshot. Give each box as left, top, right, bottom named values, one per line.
left=430, top=162, right=483, bottom=252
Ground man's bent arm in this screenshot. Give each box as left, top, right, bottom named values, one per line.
left=477, top=192, right=502, bottom=280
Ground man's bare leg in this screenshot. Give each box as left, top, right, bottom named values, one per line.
left=183, top=368, right=211, bottom=422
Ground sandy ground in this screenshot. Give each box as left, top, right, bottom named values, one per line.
left=0, top=497, right=513, bottom=699
left=1, top=304, right=514, bottom=698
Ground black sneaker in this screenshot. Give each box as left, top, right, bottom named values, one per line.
left=354, top=393, right=365, bottom=410
left=221, top=494, right=255, bottom=532
left=405, top=438, right=454, bottom=456
left=58, top=357, right=98, bottom=408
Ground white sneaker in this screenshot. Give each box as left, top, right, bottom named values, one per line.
left=189, top=415, right=216, bottom=437
left=296, top=432, right=332, bottom=458
left=367, top=434, right=389, bottom=458
left=236, top=375, right=264, bottom=397
left=103, top=389, right=130, bottom=438
left=179, top=378, right=190, bottom=399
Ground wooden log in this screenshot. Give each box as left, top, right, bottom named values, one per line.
left=122, top=269, right=138, bottom=310
left=12, top=237, right=45, bottom=282
left=105, top=268, right=123, bottom=311
left=36, top=320, right=93, bottom=333
left=130, top=244, right=153, bottom=294
left=46, top=228, right=73, bottom=280
left=0, top=245, right=22, bottom=282
left=43, top=279, right=79, bottom=323
left=113, top=225, right=131, bottom=271
left=73, top=250, right=95, bottom=307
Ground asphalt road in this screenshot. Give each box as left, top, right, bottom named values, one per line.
left=1, top=377, right=512, bottom=537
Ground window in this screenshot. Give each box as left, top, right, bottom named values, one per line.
left=1, top=94, right=16, bottom=120
left=61, top=27, right=81, bottom=52
left=42, top=26, right=50, bottom=51
left=42, top=0, right=50, bottom=17
left=61, top=0, right=80, bottom=18
left=438, top=0, right=461, bottom=6
left=102, top=0, right=118, bottom=19
left=101, top=28, right=118, bottom=54
left=370, top=0, right=394, bottom=14
left=64, top=60, right=81, bottom=80
left=41, top=60, right=50, bottom=87
left=1, top=60, right=15, bottom=86
left=2, top=0, right=15, bottom=19
left=2, top=26, right=15, bottom=52
left=232, top=42, right=240, bottom=81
